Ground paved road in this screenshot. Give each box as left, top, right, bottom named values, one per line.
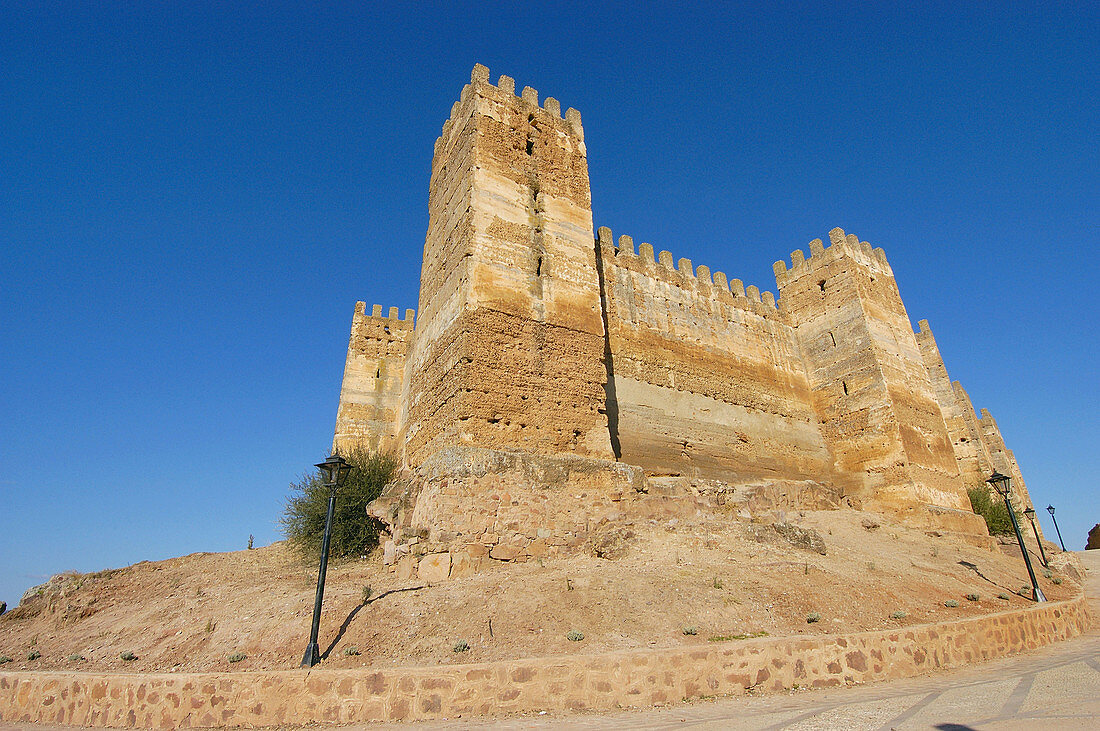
left=3, top=552, right=1097, bottom=731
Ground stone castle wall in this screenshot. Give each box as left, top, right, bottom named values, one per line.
left=595, top=227, right=841, bottom=490
left=332, top=304, right=414, bottom=452
left=332, top=64, right=1035, bottom=558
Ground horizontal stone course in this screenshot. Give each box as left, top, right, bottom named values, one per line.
left=0, top=596, right=1089, bottom=728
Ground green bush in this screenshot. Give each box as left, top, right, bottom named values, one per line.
left=120, top=651, right=136, bottom=661
left=806, top=612, right=821, bottom=623
left=27, top=650, right=40, bottom=661
left=343, top=646, right=361, bottom=657
left=281, top=446, right=397, bottom=560
left=944, top=599, right=959, bottom=608
left=965, top=593, right=980, bottom=602
left=227, top=652, right=246, bottom=663
left=0, top=656, right=11, bottom=664
left=567, top=630, right=585, bottom=642
left=891, top=610, right=908, bottom=619
left=452, top=640, right=469, bottom=653
left=682, top=626, right=698, bottom=636
left=966, top=487, right=1014, bottom=535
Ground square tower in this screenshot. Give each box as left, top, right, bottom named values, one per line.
left=398, top=65, right=614, bottom=466
left=776, top=229, right=971, bottom=511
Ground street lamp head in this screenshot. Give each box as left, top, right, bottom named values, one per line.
left=1023, top=506, right=1036, bottom=521
left=1046, top=504, right=1055, bottom=517
left=315, top=454, right=353, bottom=489
left=986, top=471, right=1011, bottom=497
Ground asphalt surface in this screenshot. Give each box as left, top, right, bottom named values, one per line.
left=3, top=551, right=1097, bottom=731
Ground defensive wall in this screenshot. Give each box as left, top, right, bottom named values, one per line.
left=334, top=64, right=1041, bottom=573
left=1, top=594, right=1089, bottom=727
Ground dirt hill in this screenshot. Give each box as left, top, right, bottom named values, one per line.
left=0, top=508, right=1080, bottom=674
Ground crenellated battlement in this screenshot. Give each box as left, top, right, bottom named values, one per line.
left=434, top=64, right=585, bottom=159
left=354, top=301, right=416, bottom=329
left=773, top=227, right=893, bottom=288
left=596, top=226, right=779, bottom=316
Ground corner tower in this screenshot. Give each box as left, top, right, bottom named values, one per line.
left=398, top=65, right=614, bottom=466
left=776, top=229, right=971, bottom=513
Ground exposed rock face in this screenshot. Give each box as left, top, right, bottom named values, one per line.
left=1087, top=524, right=1100, bottom=550
left=333, top=64, right=1039, bottom=571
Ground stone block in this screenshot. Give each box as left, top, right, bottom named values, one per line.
left=489, top=544, right=522, bottom=561
left=395, top=555, right=416, bottom=581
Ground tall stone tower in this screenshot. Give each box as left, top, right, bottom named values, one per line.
left=398, top=64, right=614, bottom=467
left=776, top=229, right=971, bottom=512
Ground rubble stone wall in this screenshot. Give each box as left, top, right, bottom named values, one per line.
left=2, top=595, right=1089, bottom=728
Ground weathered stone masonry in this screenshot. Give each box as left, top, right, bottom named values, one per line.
left=334, top=65, right=1040, bottom=574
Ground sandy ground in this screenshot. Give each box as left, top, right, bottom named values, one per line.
left=0, top=507, right=1079, bottom=674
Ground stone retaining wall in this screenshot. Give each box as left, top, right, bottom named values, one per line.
left=1, top=596, right=1090, bottom=728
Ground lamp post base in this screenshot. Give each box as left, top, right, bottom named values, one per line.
left=1034, top=586, right=1047, bottom=603
left=301, top=643, right=320, bottom=668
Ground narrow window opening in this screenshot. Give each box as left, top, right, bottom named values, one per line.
left=383, top=325, right=390, bottom=335
left=842, top=381, right=849, bottom=395
left=818, top=279, right=826, bottom=293
left=376, top=367, right=381, bottom=379
left=525, top=138, right=534, bottom=156
left=536, top=256, right=543, bottom=277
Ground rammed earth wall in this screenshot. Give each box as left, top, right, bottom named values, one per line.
left=1, top=596, right=1090, bottom=728
left=333, top=65, right=1033, bottom=548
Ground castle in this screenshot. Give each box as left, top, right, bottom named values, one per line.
left=333, top=65, right=1036, bottom=578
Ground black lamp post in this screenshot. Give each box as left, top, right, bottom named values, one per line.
left=1046, top=504, right=1067, bottom=551
left=1022, top=506, right=1048, bottom=568
left=301, top=453, right=353, bottom=668
left=988, top=471, right=1046, bottom=602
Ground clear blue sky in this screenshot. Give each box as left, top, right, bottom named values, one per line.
left=2, top=2, right=1097, bottom=608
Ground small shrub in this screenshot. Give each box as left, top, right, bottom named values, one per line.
left=281, top=446, right=398, bottom=560
left=682, top=626, right=698, bottom=636
left=452, top=640, right=469, bottom=653
left=0, top=656, right=11, bottom=664
left=227, top=652, right=246, bottom=663
left=361, top=585, right=373, bottom=603
left=965, top=593, right=980, bottom=602
left=712, top=577, right=723, bottom=589
left=343, top=645, right=361, bottom=657
left=891, top=610, right=908, bottom=619
left=120, top=651, right=136, bottom=661
left=567, top=630, right=585, bottom=642
left=68, top=654, right=84, bottom=662
left=1052, top=577, right=1063, bottom=585
left=944, top=599, right=959, bottom=608
left=965, top=487, right=1014, bottom=535
left=997, top=592, right=1011, bottom=600
left=27, top=650, right=40, bottom=661
left=1020, top=585, right=1032, bottom=597
left=1042, top=568, right=1053, bottom=579
left=806, top=612, right=821, bottom=623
